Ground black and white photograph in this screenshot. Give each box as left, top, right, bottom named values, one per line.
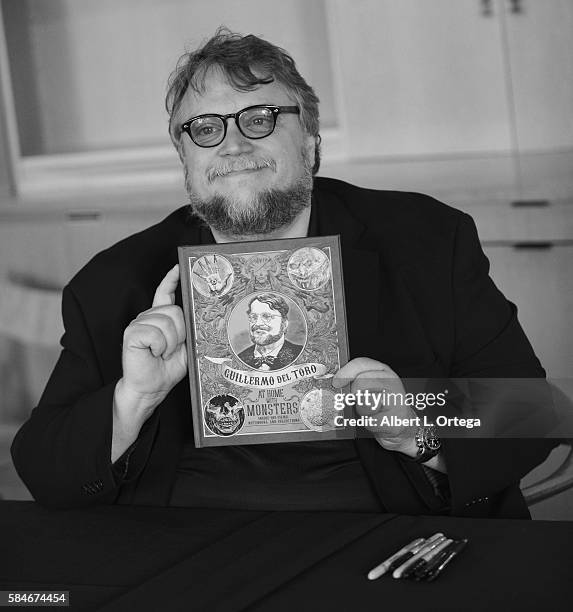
left=0, top=1, right=572, bottom=610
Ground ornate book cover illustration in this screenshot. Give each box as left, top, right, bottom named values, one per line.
left=178, top=236, right=352, bottom=447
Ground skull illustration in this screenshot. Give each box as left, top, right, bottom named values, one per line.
left=204, top=394, right=245, bottom=436
left=288, top=248, right=330, bottom=290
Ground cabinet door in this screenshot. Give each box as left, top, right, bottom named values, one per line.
left=327, top=0, right=512, bottom=157
left=484, top=243, right=573, bottom=379
left=502, top=0, right=573, bottom=152
left=64, top=210, right=166, bottom=278
left=0, top=219, right=68, bottom=288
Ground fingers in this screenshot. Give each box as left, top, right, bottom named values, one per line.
left=152, top=264, right=180, bottom=308
left=124, top=265, right=185, bottom=361
left=124, top=322, right=168, bottom=358
left=332, top=357, right=397, bottom=388
left=350, top=373, right=406, bottom=417
left=125, top=308, right=185, bottom=359
left=137, top=306, right=186, bottom=344
left=332, top=358, right=404, bottom=419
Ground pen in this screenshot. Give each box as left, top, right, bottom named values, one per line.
left=392, top=533, right=447, bottom=579
left=386, top=546, right=425, bottom=575
left=367, top=537, right=427, bottom=580
left=401, top=538, right=453, bottom=580
left=425, top=538, right=468, bottom=582
left=413, top=540, right=457, bottom=580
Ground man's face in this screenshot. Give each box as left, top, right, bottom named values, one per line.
left=248, top=299, right=287, bottom=347
left=174, top=68, right=315, bottom=235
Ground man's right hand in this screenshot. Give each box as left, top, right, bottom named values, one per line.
left=112, top=264, right=187, bottom=462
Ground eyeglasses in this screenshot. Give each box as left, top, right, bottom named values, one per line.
left=181, top=105, right=300, bottom=148
left=247, top=313, right=282, bottom=324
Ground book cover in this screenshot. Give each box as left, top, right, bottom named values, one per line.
left=178, top=235, right=353, bottom=447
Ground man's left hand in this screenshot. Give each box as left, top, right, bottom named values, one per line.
left=332, top=357, right=419, bottom=457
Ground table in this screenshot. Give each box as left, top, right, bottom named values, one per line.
left=1, top=501, right=572, bottom=611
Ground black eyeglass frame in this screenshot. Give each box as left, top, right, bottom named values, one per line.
left=181, top=105, right=301, bottom=148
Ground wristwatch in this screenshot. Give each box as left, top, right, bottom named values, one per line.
left=412, top=425, right=441, bottom=463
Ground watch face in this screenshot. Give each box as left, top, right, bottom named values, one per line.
left=424, top=427, right=442, bottom=451
left=426, top=438, right=441, bottom=451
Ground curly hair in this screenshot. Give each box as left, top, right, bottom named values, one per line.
left=247, top=293, right=290, bottom=319
left=165, top=27, right=321, bottom=173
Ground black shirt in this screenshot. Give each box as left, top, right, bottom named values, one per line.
left=170, top=202, right=382, bottom=511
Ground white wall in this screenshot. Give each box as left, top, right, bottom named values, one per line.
left=3, top=0, right=337, bottom=155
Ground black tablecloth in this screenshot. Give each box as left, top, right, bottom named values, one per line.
left=1, top=501, right=572, bottom=611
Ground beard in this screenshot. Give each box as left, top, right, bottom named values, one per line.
left=250, top=327, right=284, bottom=347
left=185, top=153, right=313, bottom=237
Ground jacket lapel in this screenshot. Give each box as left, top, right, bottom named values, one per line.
left=313, top=190, right=383, bottom=360
left=313, top=186, right=444, bottom=514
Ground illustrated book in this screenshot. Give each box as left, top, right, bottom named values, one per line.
left=178, top=235, right=353, bottom=447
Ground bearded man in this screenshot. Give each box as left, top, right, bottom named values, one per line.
left=12, top=29, right=555, bottom=516
left=236, top=293, right=303, bottom=371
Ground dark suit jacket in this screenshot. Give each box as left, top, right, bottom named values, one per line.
left=237, top=339, right=303, bottom=370
left=11, top=177, right=555, bottom=517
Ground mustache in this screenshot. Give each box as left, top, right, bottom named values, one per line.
left=207, top=158, right=276, bottom=183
